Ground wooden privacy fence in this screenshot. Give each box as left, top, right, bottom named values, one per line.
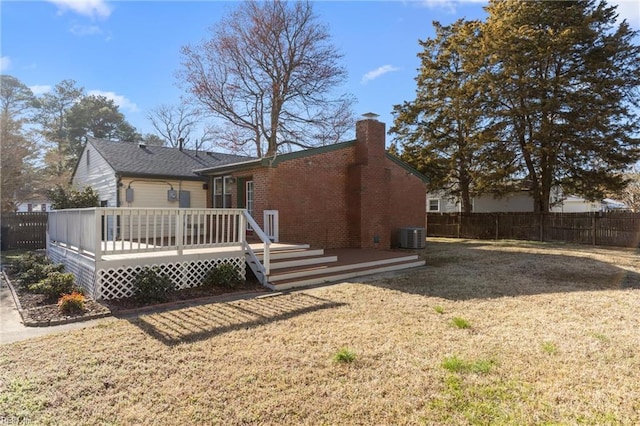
left=426, top=212, right=640, bottom=248
left=1, top=212, right=48, bottom=250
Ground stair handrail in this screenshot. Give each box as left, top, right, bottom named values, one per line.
left=242, top=210, right=271, bottom=285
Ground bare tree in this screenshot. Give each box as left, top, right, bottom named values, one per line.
left=617, top=166, right=640, bottom=212
left=146, top=103, right=200, bottom=148
left=179, top=0, right=354, bottom=157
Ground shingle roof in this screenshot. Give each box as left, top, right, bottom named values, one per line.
left=88, top=138, right=255, bottom=179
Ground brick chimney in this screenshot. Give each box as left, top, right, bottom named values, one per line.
left=348, top=113, right=391, bottom=249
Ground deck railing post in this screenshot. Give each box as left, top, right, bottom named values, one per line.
left=94, top=208, right=102, bottom=260
left=176, top=209, right=184, bottom=255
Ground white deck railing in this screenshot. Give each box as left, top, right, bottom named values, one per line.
left=48, top=207, right=272, bottom=285
left=49, top=207, right=242, bottom=255
left=243, top=211, right=271, bottom=285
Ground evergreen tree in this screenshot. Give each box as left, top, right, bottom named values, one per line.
left=66, top=94, right=141, bottom=160
left=0, top=75, right=39, bottom=212
left=483, top=0, right=640, bottom=211
left=391, top=20, right=513, bottom=212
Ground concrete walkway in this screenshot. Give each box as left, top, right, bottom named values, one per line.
left=0, top=278, right=114, bottom=345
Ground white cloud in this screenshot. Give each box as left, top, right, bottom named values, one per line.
left=70, top=24, right=103, bottom=36
left=361, top=65, right=401, bottom=84
left=422, top=0, right=457, bottom=14
left=420, top=0, right=487, bottom=14
left=88, top=90, right=139, bottom=113
left=0, top=56, right=11, bottom=72
left=30, top=85, right=52, bottom=95
left=47, top=0, right=111, bottom=19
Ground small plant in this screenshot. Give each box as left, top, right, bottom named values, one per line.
left=202, top=262, right=241, bottom=289
left=28, top=272, right=75, bottom=298
left=442, top=355, right=467, bottom=373
left=451, top=317, right=471, bottom=329
left=541, top=341, right=558, bottom=355
left=58, top=292, right=86, bottom=315
left=434, top=305, right=445, bottom=314
left=442, top=356, right=495, bottom=374
left=333, top=347, right=356, bottom=364
left=133, top=267, right=173, bottom=303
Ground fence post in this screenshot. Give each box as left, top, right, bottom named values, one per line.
left=539, top=213, right=544, bottom=242
left=495, top=214, right=499, bottom=240
left=457, top=213, right=461, bottom=238
left=592, top=213, right=597, bottom=246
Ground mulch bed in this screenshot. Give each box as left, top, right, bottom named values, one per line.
left=4, top=271, right=266, bottom=327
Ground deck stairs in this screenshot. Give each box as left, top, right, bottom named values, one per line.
left=246, top=243, right=425, bottom=291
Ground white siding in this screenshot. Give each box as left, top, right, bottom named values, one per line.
left=426, top=190, right=460, bottom=213
left=550, top=197, right=603, bottom=213
left=473, top=192, right=534, bottom=212
left=119, top=179, right=208, bottom=208
left=73, top=143, right=118, bottom=206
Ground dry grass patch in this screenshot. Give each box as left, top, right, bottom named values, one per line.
left=1, top=238, right=639, bottom=425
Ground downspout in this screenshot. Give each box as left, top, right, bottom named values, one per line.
left=115, top=174, right=122, bottom=207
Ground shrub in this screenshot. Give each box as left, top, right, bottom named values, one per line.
left=202, top=262, right=241, bottom=289
left=58, top=292, right=86, bottom=315
left=29, top=272, right=75, bottom=298
left=9, top=252, right=49, bottom=274
left=133, top=267, right=173, bottom=303
left=19, top=263, right=65, bottom=287
left=48, top=185, right=99, bottom=210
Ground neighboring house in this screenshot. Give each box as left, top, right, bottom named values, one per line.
left=16, top=200, right=52, bottom=212
left=427, top=189, right=628, bottom=213
left=72, top=139, right=253, bottom=209
left=427, top=190, right=533, bottom=213
left=73, top=117, right=428, bottom=250
left=550, top=196, right=629, bottom=213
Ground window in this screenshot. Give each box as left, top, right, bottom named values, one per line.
left=246, top=180, right=254, bottom=230
left=213, top=176, right=233, bottom=208
left=428, top=199, right=440, bottom=212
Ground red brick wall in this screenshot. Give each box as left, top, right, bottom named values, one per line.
left=262, top=147, right=357, bottom=249
left=352, top=119, right=391, bottom=249
left=230, top=119, right=426, bottom=249
left=386, top=159, right=427, bottom=247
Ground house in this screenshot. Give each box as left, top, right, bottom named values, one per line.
left=427, top=190, right=534, bottom=213
left=59, top=116, right=428, bottom=299
left=16, top=199, right=51, bottom=212
left=427, top=188, right=628, bottom=214
left=194, top=116, right=428, bottom=249
left=72, top=139, right=253, bottom=209
left=73, top=116, right=428, bottom=250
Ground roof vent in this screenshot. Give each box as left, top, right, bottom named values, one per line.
left=138, top=142, right=146, bottom=149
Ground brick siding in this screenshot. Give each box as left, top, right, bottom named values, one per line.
left=230, top=119, right=426, bottom=249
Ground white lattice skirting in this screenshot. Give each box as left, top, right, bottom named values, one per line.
left=96, top=257, right=246, bottom=300
left=48, top=245, right=98, bottom=297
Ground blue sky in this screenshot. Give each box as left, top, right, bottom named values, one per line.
left=1, top=0, right=639, bottom=146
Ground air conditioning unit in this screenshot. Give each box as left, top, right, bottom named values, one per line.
left=399, top=227, right=426, bottom=249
